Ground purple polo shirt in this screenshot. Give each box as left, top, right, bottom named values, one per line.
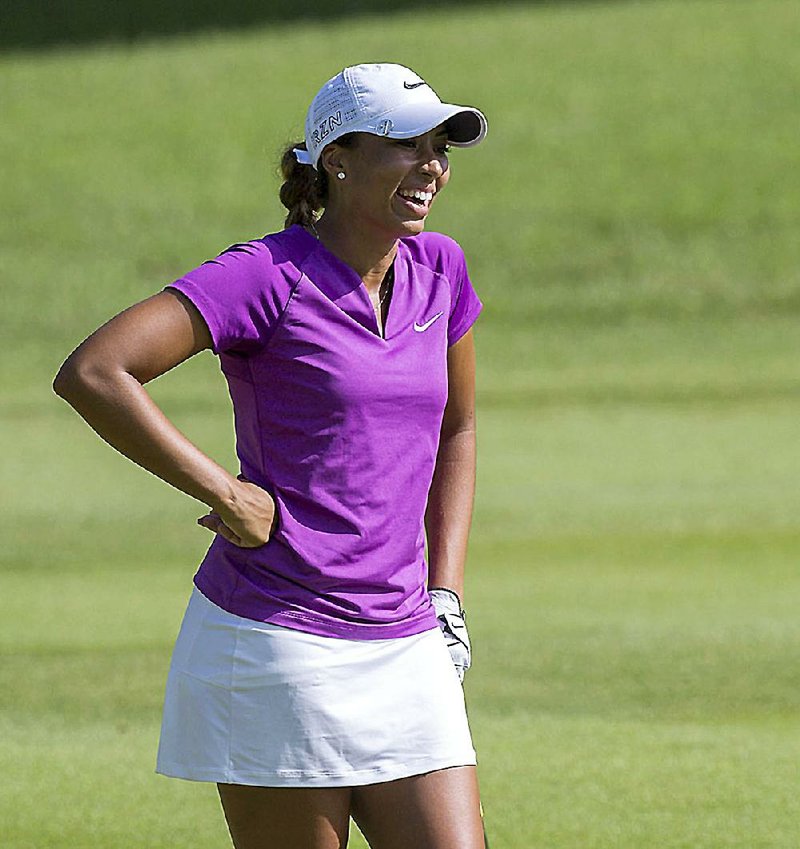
left=166, top=224, right=481, bottom=639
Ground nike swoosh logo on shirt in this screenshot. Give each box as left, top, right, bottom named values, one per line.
left=404, top=81, right=427, bottom=90
left=413, top=312, right=444, bottom=332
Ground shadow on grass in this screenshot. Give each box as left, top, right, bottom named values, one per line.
left=3, top=0, right=611, bottom=51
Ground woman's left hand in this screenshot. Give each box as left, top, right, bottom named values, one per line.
left=429, top=587, right=472, bottom=683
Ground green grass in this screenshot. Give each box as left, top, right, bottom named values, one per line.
left=2, top=1, right=800, bottom=846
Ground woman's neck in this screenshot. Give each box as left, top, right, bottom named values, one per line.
left=314, top=213, right=397, bottom=292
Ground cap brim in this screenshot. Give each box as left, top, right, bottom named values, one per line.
left=361, top=102, right=488, bottom=147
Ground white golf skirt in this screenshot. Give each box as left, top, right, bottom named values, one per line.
left=156, top=588, right=476, bottom=787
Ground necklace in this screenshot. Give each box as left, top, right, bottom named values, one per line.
left=378, top=264, right=394, bottom=307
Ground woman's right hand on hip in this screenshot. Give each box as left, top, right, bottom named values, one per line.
left=198, top=478, right=277, bottom=548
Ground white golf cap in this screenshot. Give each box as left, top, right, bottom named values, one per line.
left=294, top=63, right=488, bottom=170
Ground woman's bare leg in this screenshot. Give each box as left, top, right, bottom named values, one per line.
left=350, top=766, right=484, bottom=849
left=217, top=784, right=352, bottom=849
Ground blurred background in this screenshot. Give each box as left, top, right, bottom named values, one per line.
left=2, top=1, right=799, bottom=847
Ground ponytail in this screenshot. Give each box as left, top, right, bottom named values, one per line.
left=278, top=134, right=358, bottom=230
left=279, top=142, right=326, bottom=229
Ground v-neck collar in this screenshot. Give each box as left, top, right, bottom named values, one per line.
left=290, top=224, right=405, bottom=341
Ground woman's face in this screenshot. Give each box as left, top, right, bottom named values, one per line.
left=322, top=126, right=451, bottom=240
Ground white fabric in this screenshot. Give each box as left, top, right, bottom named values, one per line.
left=296, top=63, right=488, bottom=169
left=156, top=588, right=476, bottom=787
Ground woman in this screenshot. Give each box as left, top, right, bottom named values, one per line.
left=54, top=63, right=488, bottom=849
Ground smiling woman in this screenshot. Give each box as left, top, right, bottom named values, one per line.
left=54, top=62, right=488, bottom=849
left=277, top=64, right=483, bottom=345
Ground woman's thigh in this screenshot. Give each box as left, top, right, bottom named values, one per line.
left=350, top=766, right=484, bottom=849
left=217, top=783, right=353, bottom=849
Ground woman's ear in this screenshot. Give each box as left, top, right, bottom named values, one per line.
left=317, top=142, right=347, bottom=179
left=318, top=144, right=347, bottom=180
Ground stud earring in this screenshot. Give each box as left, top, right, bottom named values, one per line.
left=337, top=171, right=346, bottom=180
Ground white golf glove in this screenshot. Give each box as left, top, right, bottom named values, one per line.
left=429, top=587, right=471, bottom=683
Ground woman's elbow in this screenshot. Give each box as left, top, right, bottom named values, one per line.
left=53, top=350, right=113, bottom=405
left=52, top=352, right=76, bottom=398
left=53, top=353, right=87, bottom=404
left=440, top=409, right=476, bottom=443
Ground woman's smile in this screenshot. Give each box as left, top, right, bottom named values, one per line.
left=394, top=185, right=437, bottom=217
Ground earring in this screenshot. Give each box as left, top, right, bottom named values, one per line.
left=337, top=171, right=346, bottom=180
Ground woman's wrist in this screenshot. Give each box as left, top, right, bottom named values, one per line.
left=202, top=468, right=241, bottom=514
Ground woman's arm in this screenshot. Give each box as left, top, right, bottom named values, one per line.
left=53, top=289, right=274, bottom=547
left=425, top=330, right=477, bottom=601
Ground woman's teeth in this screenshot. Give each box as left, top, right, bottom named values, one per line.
left=398, top=189, right=434, bottom=203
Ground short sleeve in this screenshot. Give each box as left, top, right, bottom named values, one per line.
left=446, top=245, right=482, bottom=347
left=165, top=241, right=298, bottom=354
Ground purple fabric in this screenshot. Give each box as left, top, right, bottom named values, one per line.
left=166, top=225, right=482, bottom=639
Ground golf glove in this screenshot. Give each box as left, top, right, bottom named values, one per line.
left=429, top=587, right=471, bottom=683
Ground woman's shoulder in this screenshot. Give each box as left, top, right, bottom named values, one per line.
left=169, top=226, right=316, bottom=312
left=400, top=230, right=468, bottom=280
left=222, top=225, right=316, bottom=271
left=401, top=229, right=463, bottom=256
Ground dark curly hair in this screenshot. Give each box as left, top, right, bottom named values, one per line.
left=278, top=135, right=357, bottom=229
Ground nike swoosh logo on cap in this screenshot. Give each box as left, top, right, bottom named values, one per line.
left=414, top=312, right=444, bottom=332
left=404, top=81, right=427, bottom=90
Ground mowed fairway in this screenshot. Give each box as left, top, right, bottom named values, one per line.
left=2, top=1, right=799, bottom=847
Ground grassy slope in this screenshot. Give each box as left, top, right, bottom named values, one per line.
left=2, top=1, right=799, bottom=847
